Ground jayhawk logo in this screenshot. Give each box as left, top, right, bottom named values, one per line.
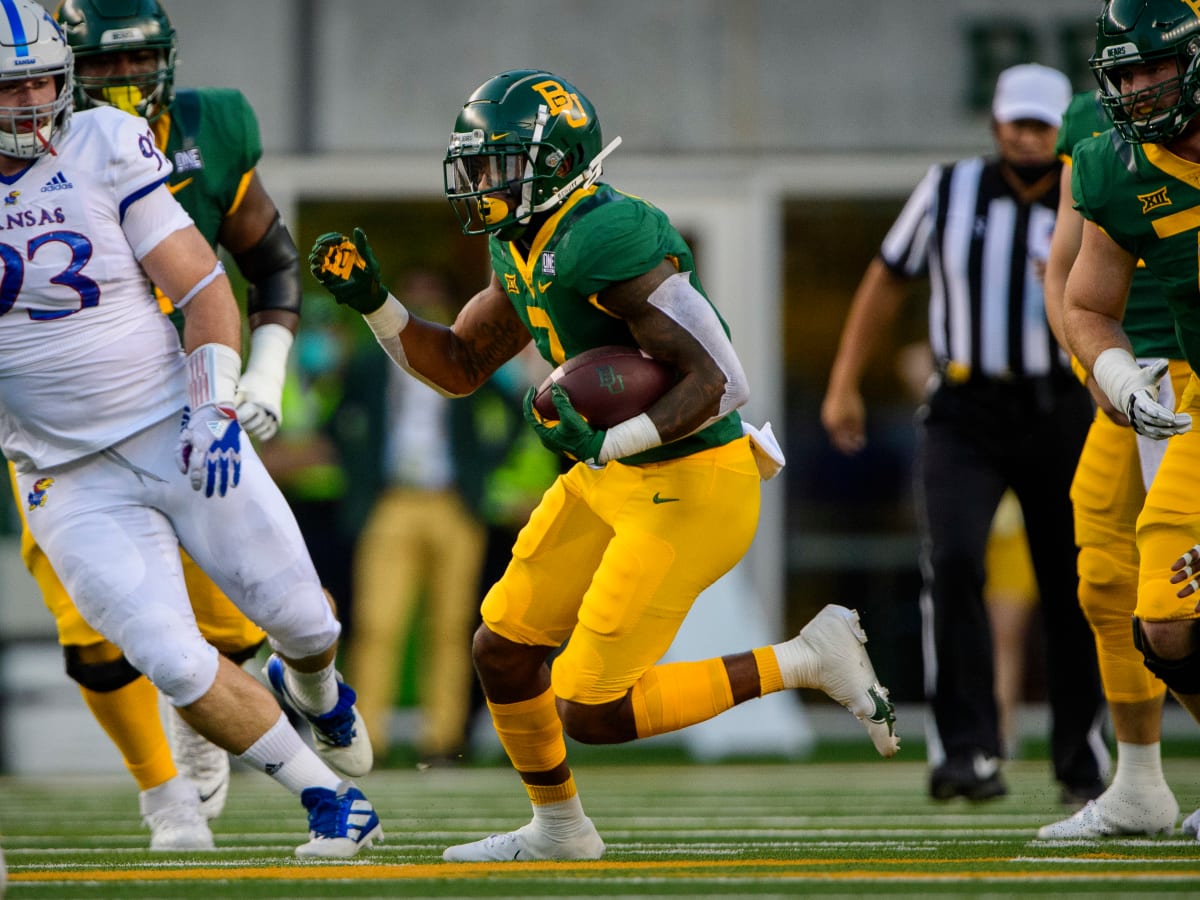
left=4, top=190, right=19, bottom=206
left=27, top=477, right=54, bottom=510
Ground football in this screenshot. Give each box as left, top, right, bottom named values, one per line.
left=533, top=345, right=676, bottom=428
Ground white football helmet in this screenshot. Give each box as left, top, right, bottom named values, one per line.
left=0, top=0, right=73, bottom=159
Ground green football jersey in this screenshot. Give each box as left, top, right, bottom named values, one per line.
left=157, top=87, right=262, bottom=249
left=1061, top=91, right=1179, bottom=360
left=488, top=183, right=743, bottom=464
left=1073, top=132, right=1200, bottom=368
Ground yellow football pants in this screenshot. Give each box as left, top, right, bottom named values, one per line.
left=1137, top=371, right=1200, bottom=624
left=481, top=437, right=761, bottom=705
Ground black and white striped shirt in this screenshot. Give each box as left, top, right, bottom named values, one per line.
left=881, top=157, right=1066, bottom=381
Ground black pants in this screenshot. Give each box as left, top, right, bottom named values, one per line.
left=916, top=373, right=1104, bottom=788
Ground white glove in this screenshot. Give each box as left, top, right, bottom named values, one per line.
left=1093, top=349, right=1191, bottom=440
left=234, top=323, right=293, bottom=441
left=176, top=343, right=243, bottom=497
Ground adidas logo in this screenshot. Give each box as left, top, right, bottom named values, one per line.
left=40, top=171, right=74, bottom=193
left=264, top=761, right=283, bottom=776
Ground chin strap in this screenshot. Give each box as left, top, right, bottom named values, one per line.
left=533, top=136, right=622, bottom=215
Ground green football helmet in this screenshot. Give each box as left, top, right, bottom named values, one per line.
left=1090, top=0, right=1200, bottom=142
left=55, top=0, right=176, bottom=122
left=444, top=69, right=620, bottom=240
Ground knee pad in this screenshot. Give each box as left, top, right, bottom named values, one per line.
left=1132, top=617, right=1200, bottom=694
left=116, top=606, right=221, bottom=707
left=63, top=645, right=142, bottom=692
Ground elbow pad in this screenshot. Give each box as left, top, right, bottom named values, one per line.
left=234, top=215, right=302, bottom=318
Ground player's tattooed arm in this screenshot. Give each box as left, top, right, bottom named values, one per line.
left=399, top=272, right=531, bottom=395
left=599, top=259, right=748, bottom=442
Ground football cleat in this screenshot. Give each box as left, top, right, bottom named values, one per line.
left=139, top=779, right=215, bottom=851
left=929, top=754, right=1008, bottom=802
left=794, top=605, right=900, bottom=757
left=295, top=781, right=382, bottom=859
left=265, top=654, right=373, bottom=777
left=1036, top=784, right=1179, bottom=839
left=1179, top=806, right=1199, bottom=839
left=164, top=704, right=229, bottom=820
left=443, top=817, right=605, bottom=862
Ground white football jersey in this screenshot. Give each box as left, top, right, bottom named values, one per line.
left=0, top=107, right=194, bottom=470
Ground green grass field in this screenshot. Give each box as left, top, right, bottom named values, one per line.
left=2, top=752, right=1199, bottom=899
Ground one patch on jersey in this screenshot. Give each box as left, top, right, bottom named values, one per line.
left=174, top=147, right=204, bottom=172
left=1139, top=186, right=1171, bottom=214
left=26, top=476, right=54, bottom=510
left=541, top=251, right=556, bottom=275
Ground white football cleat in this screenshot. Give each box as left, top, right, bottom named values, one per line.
left=164, top=704, right=229, bottom=820
left=265, top=655, right=373, bottom=778
left=443, top=817, right=605, bottom=862
left=793, top=605, right=900, bottom=757
left=1036, top=784, right=1179, bottom=839
left=139, top=777, right=215, bottom=851
left=1182, top=807, right=1200, bottom=839
left=295, top=781, right=382, bottom=859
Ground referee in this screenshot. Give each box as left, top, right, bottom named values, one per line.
left=821, top=63, right=1105, bottom=803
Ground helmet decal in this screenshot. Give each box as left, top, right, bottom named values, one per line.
left=531, top=79, right=589, bottom=128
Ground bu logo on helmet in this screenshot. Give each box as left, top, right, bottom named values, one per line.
left=532, top=80, right=589, bottom=128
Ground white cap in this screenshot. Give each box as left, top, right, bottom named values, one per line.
left=992, top=63, right=1072, bottom=127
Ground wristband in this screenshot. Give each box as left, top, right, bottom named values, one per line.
left=598, top=413, right=662, bottom=462
left=1092, top=346, right=1142, bottom=412
left=186, top=342, right=242, bottom=410
left=243, top=322, right=294, bottom=384
left=363, top=293, right=410, bottom=341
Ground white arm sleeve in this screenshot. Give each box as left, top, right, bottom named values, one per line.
left=646, top=271, right=750, bottom=422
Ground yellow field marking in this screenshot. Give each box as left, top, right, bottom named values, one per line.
left=12, top=855, right=1200, bottom=883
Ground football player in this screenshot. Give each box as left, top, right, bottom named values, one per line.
left=1063, top=0, right=1200, bottom=842
left=0, top=0, right=377, bottom=858
left=310, top=69, right=899, bottom=862
left=1037, top=81, right=1183, bottom=839
left=0, top=0, right=301, bottom=850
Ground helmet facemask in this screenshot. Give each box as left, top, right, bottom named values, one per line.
left=73, top=46, right=176, bottom=121
left=444, top=129, right=538, bottom=240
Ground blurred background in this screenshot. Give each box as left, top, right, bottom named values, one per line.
left=2, top=0, right=1123, bottom=770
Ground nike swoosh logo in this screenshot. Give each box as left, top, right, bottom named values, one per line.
left=538, top=280, right=553, bottom=292
left=168, top=177, right=194, bottom=195
left=652, top=492, right=680, bottom=504
left=490, top=132, right=510, bottom=141
left=198, top=780, right=227, bottom=803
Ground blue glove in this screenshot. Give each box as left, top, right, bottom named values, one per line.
left=523, top=383, right=606, bottom=464
left=175, top=404, right=243, bottom=498
left=308, top=227, right=390, bottom=314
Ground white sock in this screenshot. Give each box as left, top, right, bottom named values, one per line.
left=283, top=661, right=339, bottom=716
left=237, top=712, right=341, bottom=796
left=1110, top=741, right=1165, bottom=792
left=529, top=794, right=589, bottom=839
left=770, top=637, right=817, bottom=690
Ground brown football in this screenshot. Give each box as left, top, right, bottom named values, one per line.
left=533, top=346, right=676, bottom=428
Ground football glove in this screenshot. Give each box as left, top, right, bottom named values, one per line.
left=176, top=404, right=243, bottom=498
left=523, top=383, right=606, bottom=465
left=1093, top=350, right=1191, bottom=440
left=308, top=227, right=389, bottom=314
